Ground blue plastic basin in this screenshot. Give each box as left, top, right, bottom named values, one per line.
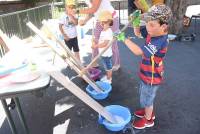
left=98, top=105, right=131, bottom=131
left=86, top=81, right=112, bottom=100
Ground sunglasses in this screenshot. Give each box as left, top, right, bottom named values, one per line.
left=100, top=21, right=109, bottom=24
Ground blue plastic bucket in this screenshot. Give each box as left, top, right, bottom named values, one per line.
left=86, top=81, right=112, bottom=100
left=98, top=105, right=131, bottom=131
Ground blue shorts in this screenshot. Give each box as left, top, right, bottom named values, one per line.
left=101, top=56, right=112, bottom=71
left=139, top=81, right=160, bottom=107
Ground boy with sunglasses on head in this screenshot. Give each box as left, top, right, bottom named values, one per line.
left=59, top=0, right=80, bottom=61
left=116, top=4, right=172, bottom=129
left=91, top=10, right=114, bottom=84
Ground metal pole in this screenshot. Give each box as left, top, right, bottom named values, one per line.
left=13, top=97, right=29, bottom=134
left=17, top=14, right=23, bottom=38
left=1, top=99, right=18, bottom=134
left=0, top=17, right=6, bottom=32
left=119, top=1, right=121, bottom=24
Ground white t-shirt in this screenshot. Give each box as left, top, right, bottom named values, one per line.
left=59, top=14, right=77, bottom=38
left=94, top=0, right=116, bottom=19
left=98, top=28, right=113, bottom=57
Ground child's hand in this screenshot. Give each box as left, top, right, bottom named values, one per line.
left=129, top=10, right=141, bottom=27
left=114, top=32, right=126, bottom=42
left=91, top=41, right=98, bottom=48
left=68, top=13, right=75, bottom=19
left=91, top=38, right=97, bottom=48
left=79, top=20, right=86, bottom=26
left=91, top=38, right=95, bottom=44
left=91, top=44, right=98, bottom=49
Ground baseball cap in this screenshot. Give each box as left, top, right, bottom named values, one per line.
left=142, top=4, right=172, bottom=24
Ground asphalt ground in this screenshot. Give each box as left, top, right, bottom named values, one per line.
left=0, top=20, right=200, bottom=134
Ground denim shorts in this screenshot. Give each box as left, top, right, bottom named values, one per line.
left=139, top=81, right=160, bottom=107
left=101, top=56, right=112, bottom=71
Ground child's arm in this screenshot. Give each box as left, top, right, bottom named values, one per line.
left=79, top=0, right=101, bottom=14
left=130, top=10, right=142, bottom=38
left=59, top=24, right=69, bottom=41
left=69, top=14, right=78, bottom=25
left=97, top=40, right=110, bottom=48
left=124, top=38, right=143, bottom=56
left=115, top=32, right=143, bottom=56
left=134, top=0, right=149, bottom=13
left=91, top=40, right=109, bottom=49
left=79, top=14, right=93, bottom=26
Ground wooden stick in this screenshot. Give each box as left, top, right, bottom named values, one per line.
left=0, top=30, right=10, bottom=52
left=26, top=22, right=104, bottom=93
left=85, top=21, right=130, bottom=70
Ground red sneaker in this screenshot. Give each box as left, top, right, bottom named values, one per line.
left=134, top=109, right=155, bottom=120
left=132, top=117, right=154, bottom=129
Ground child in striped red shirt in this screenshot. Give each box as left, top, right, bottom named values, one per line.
left=116, top=4, right=172, bottom=129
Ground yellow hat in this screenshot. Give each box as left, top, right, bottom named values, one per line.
left=98, top=10, right=113, bottom=21
left=66, top=0, right=75, bottom=6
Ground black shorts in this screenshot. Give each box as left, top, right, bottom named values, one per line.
left=64, top=37, right=79, bottom=52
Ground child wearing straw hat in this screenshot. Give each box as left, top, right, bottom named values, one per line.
left=91, top=10, right=114, bottom=84
left=116, top=4, right=172, bottom=129
left=78, top=0, right=120, bottom=71
left=59, top=0, right=80, bottom=61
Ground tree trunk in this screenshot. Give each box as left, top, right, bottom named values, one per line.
left=165, top=0, right=189, bottom=34
left=165, top=0, right=199, bottom=34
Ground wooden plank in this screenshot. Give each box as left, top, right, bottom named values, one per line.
left=49, top=71, right=118, bottom=123
left=26, top=22, right=104, bottom=93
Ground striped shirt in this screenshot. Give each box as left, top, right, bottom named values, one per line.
left=139, top=34, right=168, bottom=85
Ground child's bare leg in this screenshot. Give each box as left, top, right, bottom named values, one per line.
left=145, top=105, right=153, bottom=120
left=74, top=52, right=81, bottom=62
left=106, top=70, right=112, bottom=80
